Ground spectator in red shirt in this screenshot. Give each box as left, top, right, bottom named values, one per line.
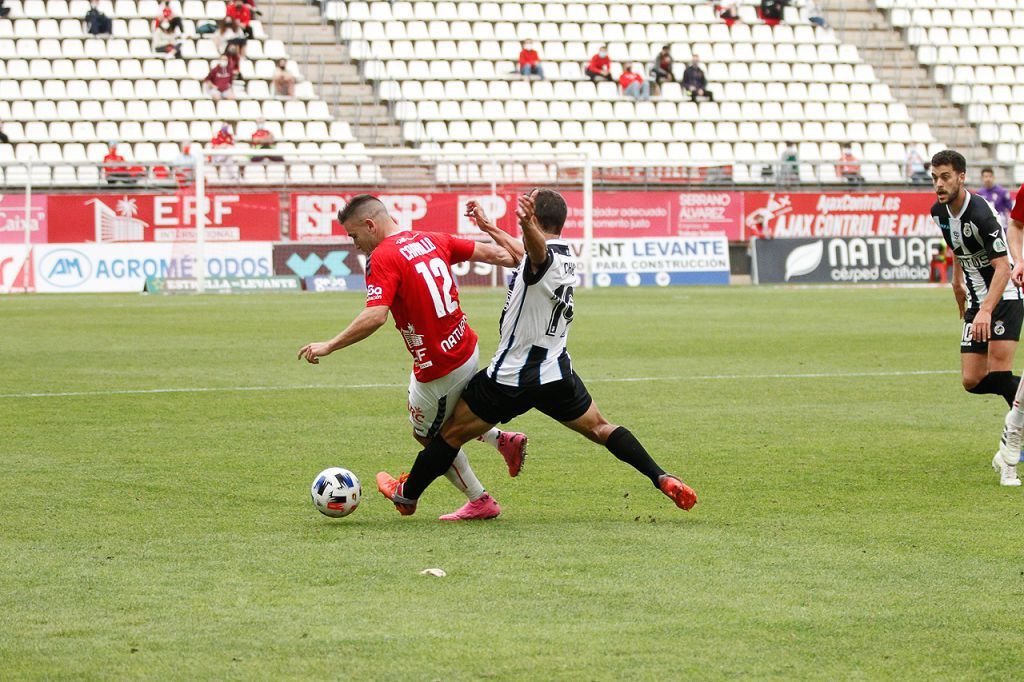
left=226, top=0, right=253, bottom=39
left=211, top=123, right=240, bottom=180
left=618, top=64, right=650, bottom=102
left=648, top=45, right=673, bottom=94
left=102, top=142, right=142, bottom=184
left=837, top=145, right=864, bottom=185
left=251, top=119, right=284, bottom=162
left=585, top=45, right=612, bottom=82
left=518, top=40, right=544, bottom=80
left=224, top=43, right=243, bottom=80
left=204, top=57, right=236, bottom=99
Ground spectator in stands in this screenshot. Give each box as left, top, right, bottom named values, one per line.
left=585, top=46, right=612, bottom=82
left=760, top=0, right=783, bottom=26
left=152, top=20, right=183, bottom=59
left=173, top=142, right=196, bottom=186
left=84, top=0, right=113, bottom=36
left=778, top=141, right=799, bottom=186
left=618, top=64, right=651, bottom=102
left=682, top=56, right=714, bottom=102
left=212, top=19, right=241, bottom=54
left=905, top=146, right=929, bottom=184
left=251, top=119, right=284, bottom=163
left=211, top=123, right=240, bottom=180
left=224, top=43, right=243, bottom=81
left=102, top=142, right=141, bottom=185
left=837, top=145, right=864, bottom=185
left=718, top=3, right=740, bottom=26
left=226, top=0, right=253, bottom=40
left=0, top=122, right=8, bottom=145
left=518, top=40, right=544, bottom=80
left=805, top=0, right=829, bottom=29
left=156, top=0, right=184, bottom=32
left=649, top=45, right=673, bottom=94
left=204, top=57, right=236, bottom=100
left=978, top=167, right=1014, bottom=223
left=273, top=58, right=296, bottom=98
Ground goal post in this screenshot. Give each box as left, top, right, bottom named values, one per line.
left=192, top=145, right=596, bottom=293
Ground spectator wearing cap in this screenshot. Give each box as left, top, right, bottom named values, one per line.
left=518, top=40, right=544, bottom=80
left=649, top=45, right=673, bottom=95
left=204, top=56, right=236, bottom=99
left=84, top=0, right=113, bottom=36
left=273, top=58, right=296, bottom=98
left=251, top=120, right=284, bottom=163
left=978, top=167, right=1014, bottom=224
left=226, top=0, right=253, bottom=39
left=585, top=45, right=612, bottom=82
left=152, top=19, right=182, bottom=58
left=618, top=64, right=651, bottom=102
left=682, top=56, right=714, bottom=102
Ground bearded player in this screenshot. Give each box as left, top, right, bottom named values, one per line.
left=376, top=189, right=698, bottom=516
left=297, top=195, right=528, bottom=519
left=929, top=151, right=1024, bottom=485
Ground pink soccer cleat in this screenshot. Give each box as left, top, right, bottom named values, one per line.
left=439, top=493, right=502, bottom=521
left=496, top=431, right=528, bottom=477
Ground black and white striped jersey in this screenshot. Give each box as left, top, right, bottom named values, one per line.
left=932, top=191, right=1021, bottom=309
left=487, top=239, right=577, bottom=387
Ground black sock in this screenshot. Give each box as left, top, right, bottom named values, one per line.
left=401, top=436, right=460, bottom=501
left=605, top=427, right=666, bottom=487
left=968, top=371, right=1019, bottom=407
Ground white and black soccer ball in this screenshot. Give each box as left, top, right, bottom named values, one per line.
left=310, top=467, right=361, bottom=518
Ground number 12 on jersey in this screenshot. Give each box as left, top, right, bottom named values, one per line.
left=414, top=257, right=458, bottom=318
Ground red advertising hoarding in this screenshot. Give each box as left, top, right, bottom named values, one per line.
left=45, top=192, right=281, bottom=243
left=742, top=191, right=938, bottom=241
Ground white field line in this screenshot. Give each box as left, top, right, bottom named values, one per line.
left=0, top=369, right=958, bottom=400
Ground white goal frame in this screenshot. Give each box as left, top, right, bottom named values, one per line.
left=193, top=146, right=595, bottom=293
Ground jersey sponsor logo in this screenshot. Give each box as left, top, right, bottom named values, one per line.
left=366, top=284, right=384, bottom=301
left=440, top=315, right=469, bottom=353
left=401, top=323, right=425, bottom=349
left=958, top=253, right=991, bottom=269
left=398, top=236, right=439, bottom=261
left=994, top=238, right=1007, bottom=253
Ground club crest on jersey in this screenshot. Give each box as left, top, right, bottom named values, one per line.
left=996, top=321, right=1006, bottom=336
left=401, top=323, right=425, bottom=348
left=962, top=223, right=973, bottom=238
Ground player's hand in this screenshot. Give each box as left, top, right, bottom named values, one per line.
left=1012, top=262, right=1024, bottom=287
left=465, top=200, right=496, bottom=232
left=972, top=308, right=992, bottom=342
left=953, top=287, right=967, bottom=319
left=516, top=190, right=538, bottom=231
left=297, top=341, right=332, bottom=364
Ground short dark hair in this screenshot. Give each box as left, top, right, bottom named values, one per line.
left=337, top=194, right=384, bottom=225
left=981, top=167, right=994, bottom=175
left=931, top=149, right=966, bottom=174
left=533, top=189, right=568, bottom=235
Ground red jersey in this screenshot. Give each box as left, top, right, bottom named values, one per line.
left=365, top=231, right=478, bottom=382
left=619, top=71, right=642, bottom=89
left=587, top=53, right=610, bottom=73
left=1010, top=183, right=1024, bottom=224
left=226, top=3, right=251, bottom=25
left=519, top=49, right=540, bottom=68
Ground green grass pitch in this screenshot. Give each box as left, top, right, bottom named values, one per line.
left=2, top=286, right=1023, bottom=679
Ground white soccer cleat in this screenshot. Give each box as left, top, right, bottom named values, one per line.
left=992, top=452, right=1022, bottom=487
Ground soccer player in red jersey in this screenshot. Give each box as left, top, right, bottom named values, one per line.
left=297, top=195, right=528, bottom=519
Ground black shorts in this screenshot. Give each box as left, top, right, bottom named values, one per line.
left=461, top=370, right=593, bottom=425
left=961, top=299, right=1024, bottom=354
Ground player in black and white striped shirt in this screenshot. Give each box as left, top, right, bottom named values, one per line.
left=375, top=189, right=698, bottom=515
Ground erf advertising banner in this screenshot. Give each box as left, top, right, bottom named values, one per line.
left=752, top=236, right=947, bottom=284
left=45, top=193, right=280, bottom=243
left=289, top=191, right=744, bottom=242
left=743, top=192, right=938, bottom=240
left=0, top=245, right=32, bottom=293
left=570, top=236, right=730, bottom=286
left=32, top=242, right=274, bottom=293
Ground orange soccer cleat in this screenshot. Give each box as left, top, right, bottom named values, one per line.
left=658, top=474, right=697, bottom=511
left=375, top=471, right=417, bottom=516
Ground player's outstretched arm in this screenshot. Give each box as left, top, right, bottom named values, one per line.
left=471, top=242, right=519, bottom=267
left=517, top=190, right=548, bottom=273
left=1009, top=218, right=1024, bottom=286
left=465, top=200, right=525, bottom=264
left=297, top=306, right=389, bottom=364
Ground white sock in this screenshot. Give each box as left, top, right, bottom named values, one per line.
left=444, top=450, right=486, bottom=501
left=1009, top=400, right=1024, bottom=430
left=477, top=428, right=501, bottom=447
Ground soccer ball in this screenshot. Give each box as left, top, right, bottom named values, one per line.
left=310, top=467, right=361, bottom=518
